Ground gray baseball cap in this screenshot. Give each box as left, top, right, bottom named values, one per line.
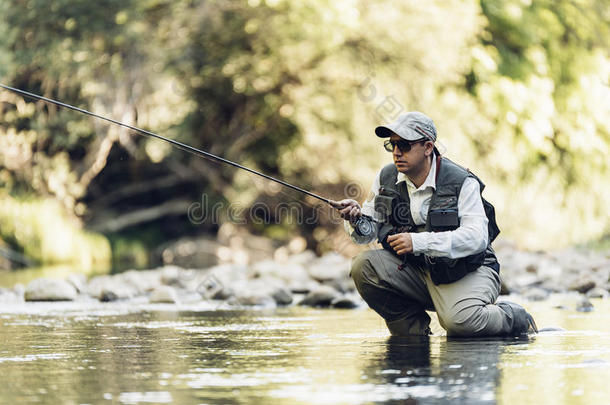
left=375, top=111, right=437, bottom=142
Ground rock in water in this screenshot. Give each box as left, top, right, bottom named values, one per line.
left=149, top=286, right=178, bottom=303
left=523, top=287, right=550, bottom=301
left=330, top=295, right=360, bottom=309
left=270, top=287, right=293, bottom=306
left=66, top=273, right=87, bottom=293
left=0, top=287, right=23, bottom=302
left=25, top=278, right=77, bottom=301
left=88, top=275, right=138, bottom=300
left=286, top=250, right=317, bottom=265
left=569, top=279, right=596, bottom=294
left=307, top=252, right=350, bottom=282
left=586, top=287, right=609, bottom=299
left=298, top=285, right=341, bottom=307
left=100, top=290, right=120, bottom=302
left=576, top=297, right=594, bottom=312
left=235, top=291, right=276, bottom=307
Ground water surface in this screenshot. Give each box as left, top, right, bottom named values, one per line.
left=1, top=297, right=610, bottom=404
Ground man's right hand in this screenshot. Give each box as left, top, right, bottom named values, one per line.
left=329, top=199, right=362, bottom=224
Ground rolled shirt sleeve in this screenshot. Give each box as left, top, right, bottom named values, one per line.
left=410, top=177, right=488, bottom=259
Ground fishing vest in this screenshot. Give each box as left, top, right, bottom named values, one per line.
left=374, top=156, right=500, bottom=285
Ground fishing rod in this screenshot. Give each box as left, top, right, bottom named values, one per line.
left=0, top=83, right=333, bottom=204
left=0, top=83, right=379, bottom=234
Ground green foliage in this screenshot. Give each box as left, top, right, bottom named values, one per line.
left=0, top=194, right=111, bottom=266
left=1, top=0, right=609, bottom=264
left=465, top=0, right=610, bottom=246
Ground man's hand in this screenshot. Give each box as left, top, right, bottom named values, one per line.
left=387, top=233, right=413, bottom=255
left=329, top=199, right=362, bottom=224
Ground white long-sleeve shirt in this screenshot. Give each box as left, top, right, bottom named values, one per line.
left=346, top=155, right=489, bottom=259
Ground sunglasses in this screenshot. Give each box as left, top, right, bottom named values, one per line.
left=383, top=138, right=426, bottom=153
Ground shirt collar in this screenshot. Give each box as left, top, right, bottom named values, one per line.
left=396, top=152, right=437, bottom=191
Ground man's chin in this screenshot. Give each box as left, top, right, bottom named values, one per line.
left=394, top=162, right=410, bottom=173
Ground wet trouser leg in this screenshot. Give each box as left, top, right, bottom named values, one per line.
left=350, top=249, right=434, bottom=336
left=350, top=249, right=515, bottom=337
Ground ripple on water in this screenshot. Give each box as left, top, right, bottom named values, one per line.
left=178, top=371, right=311, bottom=388
left=268, top=383, right=450, bottom=404
left=111, top=321, right=195, bottom=329
left=0, top=353, right=67, bottom=363
left=117, top=391, right=172, bottom=404
left=0, top=301, right=218, bottom=317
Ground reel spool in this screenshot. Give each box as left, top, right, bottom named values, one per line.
left=353, top=215, right=376, bottom=238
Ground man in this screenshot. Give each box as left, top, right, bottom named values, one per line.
left=331, top=111, right=537, bottom=337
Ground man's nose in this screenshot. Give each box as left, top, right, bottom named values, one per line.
left=392, top=144, right=402, bottom=157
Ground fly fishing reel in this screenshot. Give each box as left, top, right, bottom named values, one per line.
left=353, top=215, right=376, bottom=238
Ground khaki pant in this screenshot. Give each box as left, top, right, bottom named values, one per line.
left=350, top=249, right=512, bottom=337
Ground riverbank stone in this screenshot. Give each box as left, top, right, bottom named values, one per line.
left=270, top=286, right=293, bottom=306
left=523, top=287, right=550, bottom=301
left=286, top=250, right=317, bottom=266
left=228, top=278, right=291, bottom=307
left=586, top=287, right=609, bottom=299
left=236, top=292, right=276, bottom=307
left=307, top=252, right=351, bottom=282
left=298, top=285, right=341, bottom=307
left=0, top=287, right=23, bottom=302
left=88, top=276, right=138, bottom=300
left=149, top=286, right=178, bottom=303
left=66, top=273, right=87, bottom=293
left=100, top=290, right=120, bottom=302
left=25, top=278, right=77, bottom=301
left=330, top=295, right=361, bottom=309
left=569, top=279, right=596, bottom=294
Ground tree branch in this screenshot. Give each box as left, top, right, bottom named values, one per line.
left=90, top=199, right=192, bottom=233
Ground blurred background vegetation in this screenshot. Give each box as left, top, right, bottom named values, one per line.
left=1, top=0, right=609, bottom=271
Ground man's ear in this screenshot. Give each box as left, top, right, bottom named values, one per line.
left=424, top=141, right=434, bottom=156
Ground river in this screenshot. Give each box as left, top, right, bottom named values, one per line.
left=1, top=296, right=610, bottom=404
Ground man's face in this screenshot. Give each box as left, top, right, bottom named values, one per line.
left=389, top=134, right=433, bottom=175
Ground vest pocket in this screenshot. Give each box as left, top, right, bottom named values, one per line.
left=429, top=208, right=459, bottom=229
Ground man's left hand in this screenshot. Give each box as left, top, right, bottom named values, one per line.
left=386, top=233, right=413, bottom=255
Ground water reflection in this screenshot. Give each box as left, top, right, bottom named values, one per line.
left=360, top=336, right=532, bottom=403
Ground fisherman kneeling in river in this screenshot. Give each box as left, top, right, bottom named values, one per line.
left=331, top=111, right=537, bottom=337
